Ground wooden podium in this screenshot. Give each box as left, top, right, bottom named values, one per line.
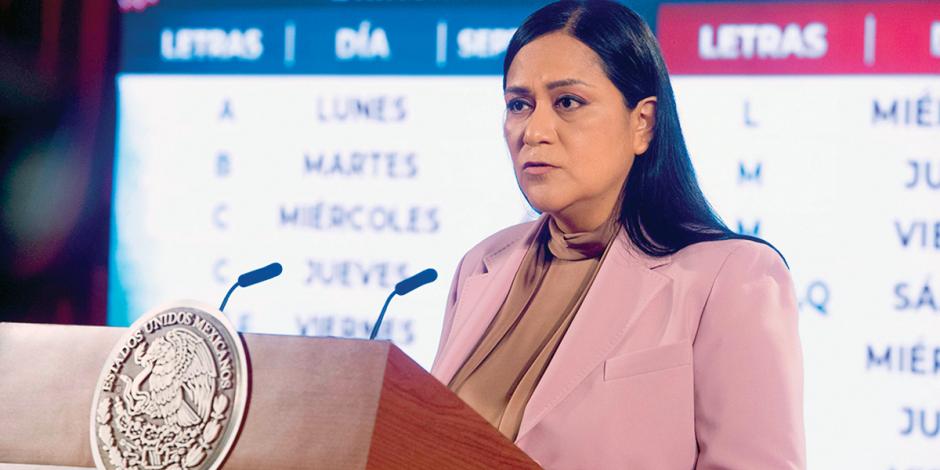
left=0, top=322, right=540, bottom=469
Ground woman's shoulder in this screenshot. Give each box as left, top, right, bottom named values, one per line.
left=661, top=238, right=796, bottom=316
left=665, top=237, right=789, bottom=282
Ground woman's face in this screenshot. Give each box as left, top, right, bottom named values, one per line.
left=503, top=31, right=656, bottom=233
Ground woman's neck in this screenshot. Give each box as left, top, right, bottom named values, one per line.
left=550, top=192, right=624, bottom=234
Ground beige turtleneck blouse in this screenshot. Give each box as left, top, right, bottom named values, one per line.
left=447, top=208, right=622, bottom=441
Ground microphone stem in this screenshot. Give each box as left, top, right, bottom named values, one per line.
left=369, top=291, right=397, bottom=340
left=219, top=283, right=238, bottom=312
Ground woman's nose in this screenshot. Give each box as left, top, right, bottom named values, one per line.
left=522, top=103, right=555, bottom=147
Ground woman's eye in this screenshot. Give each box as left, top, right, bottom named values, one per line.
left=556, top=96, right=582, bottom=109
left=506, top=99, right=529, bottom=113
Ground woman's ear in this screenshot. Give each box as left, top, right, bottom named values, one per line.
left=631, top=96, right=657, bottom=156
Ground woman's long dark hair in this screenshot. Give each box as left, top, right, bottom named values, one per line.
left=504, top=0, right=784, bottom=264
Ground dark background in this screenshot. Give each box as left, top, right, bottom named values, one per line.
left=1, top=0, right=117, bottom=325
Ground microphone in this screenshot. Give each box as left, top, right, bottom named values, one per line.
left=369, top=268, right=438, bottom=340
left=394, top=268, right=438, bottom=295
left=237, top=262, right=283, bottom=288
left=219, top=262, right=283, bottom=312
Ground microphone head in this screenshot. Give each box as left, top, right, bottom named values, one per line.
left=237, top=262, right=283, bottom=288
left=394, top=268, right=438, bottom=296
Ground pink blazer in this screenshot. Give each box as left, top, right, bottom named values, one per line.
left=430, top=214, right=805, bottom=469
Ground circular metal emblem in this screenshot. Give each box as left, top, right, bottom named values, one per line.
left=90, top=301, right=249, bottom=470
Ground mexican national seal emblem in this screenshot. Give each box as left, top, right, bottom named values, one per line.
left=90, top=301, right=249, bottom=470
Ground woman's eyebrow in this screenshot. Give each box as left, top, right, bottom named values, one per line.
left=504, top=78, right=592, bottom=95
left=546, top=78, right=592, bottom=89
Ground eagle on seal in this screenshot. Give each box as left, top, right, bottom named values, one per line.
left=119, top=328, right=218, bottom=427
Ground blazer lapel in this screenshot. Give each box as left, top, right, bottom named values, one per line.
left=516, top=228, right=673, bottom=442
left=434, top=215, right=548, bottom=385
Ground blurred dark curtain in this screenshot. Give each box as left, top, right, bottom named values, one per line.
left=0, top=0, right=119, bottom=325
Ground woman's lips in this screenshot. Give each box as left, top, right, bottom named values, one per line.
left=522, top=162, right=557, bottom=175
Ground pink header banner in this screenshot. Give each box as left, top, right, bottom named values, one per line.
left=657, top=1, right=940, bottom=74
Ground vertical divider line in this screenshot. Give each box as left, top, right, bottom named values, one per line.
left=436, top=21, right=448, bottom=67
left=285, top=21, right=296, bottom=68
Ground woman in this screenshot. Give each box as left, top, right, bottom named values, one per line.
left=429, top=1, right=805, bottom=469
